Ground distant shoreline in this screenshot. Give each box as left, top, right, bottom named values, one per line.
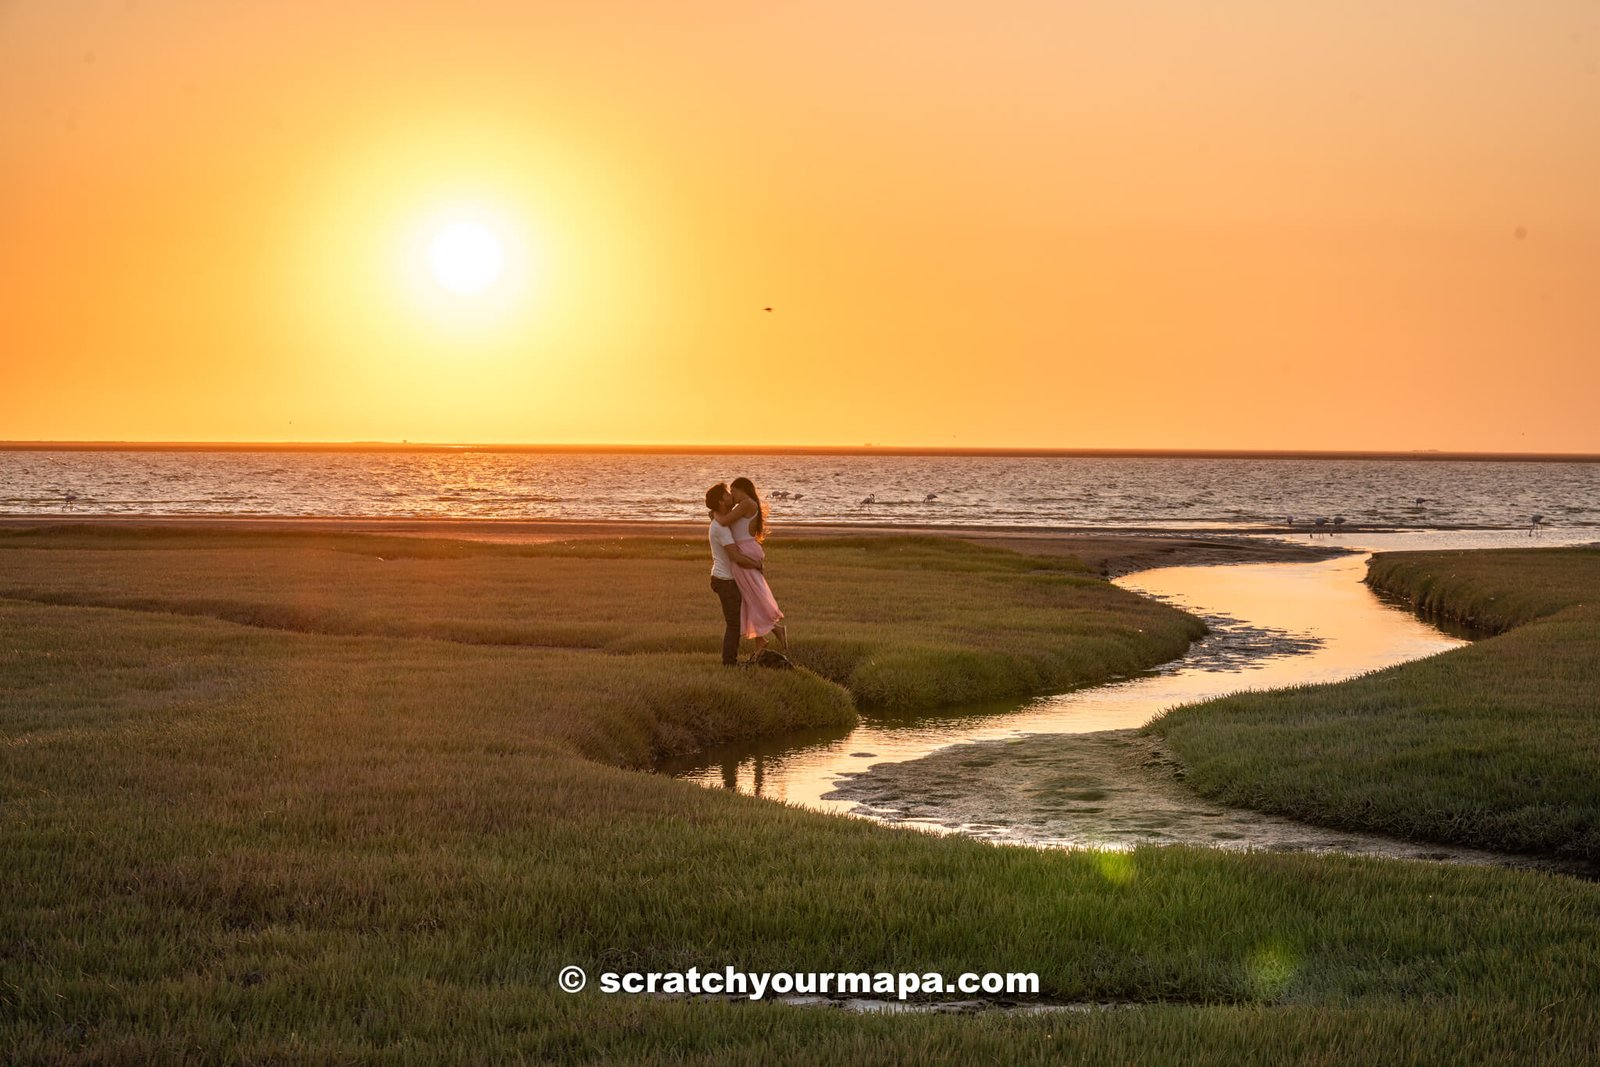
left=2, top=441, right=1598, bottom=463
left=1, top=514, right=1288, bottom=538
left=0, top=515, right=1355, bottom=575
left=0, top=513, right=1526, bottom=539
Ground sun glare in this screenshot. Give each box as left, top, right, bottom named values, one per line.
left=365, top=195, right=546, bottom=343
left=427, top=220, right=506, bottom=294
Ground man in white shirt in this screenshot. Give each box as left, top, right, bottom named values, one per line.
left=706, top=482, right=765, bottom=665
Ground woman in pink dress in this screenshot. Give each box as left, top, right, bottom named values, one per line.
left=714, top=476, right=787, bottom=655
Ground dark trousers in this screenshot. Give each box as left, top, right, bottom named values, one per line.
left=711, top=577, right=743, bottom=665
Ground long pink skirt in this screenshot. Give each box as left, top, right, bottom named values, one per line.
left=731, top=539, right=784, bottom=638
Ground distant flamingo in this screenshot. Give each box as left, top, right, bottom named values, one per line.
left=860, top=494, right=876, bottom=505
left=924, top=493, right=939, bottom=502
left=1529, top=514, right=1545, bottom=536
left=62, top=492, right=78, bottom=510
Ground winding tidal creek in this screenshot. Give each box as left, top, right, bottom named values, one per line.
left=665, top=530, right=1598, bottom=873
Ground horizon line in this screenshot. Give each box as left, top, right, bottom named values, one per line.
left=2, top=441, right=1598, bottom=463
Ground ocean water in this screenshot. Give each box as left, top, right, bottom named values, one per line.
left=1, top=450, right=1596, bottom=530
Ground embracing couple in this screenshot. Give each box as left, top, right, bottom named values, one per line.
left=705, top=477, right=788, bottom=666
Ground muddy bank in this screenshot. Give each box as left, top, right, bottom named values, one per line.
left=824, top=729, right=1594, bottom=877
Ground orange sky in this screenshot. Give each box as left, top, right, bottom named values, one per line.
left=3, top=1, right=1598, bottom=451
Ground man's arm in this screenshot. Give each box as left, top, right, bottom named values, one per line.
left=725, top=542, right=763, bottom=570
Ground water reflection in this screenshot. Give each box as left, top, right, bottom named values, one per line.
left=7, top=450, right=1598, bottom=529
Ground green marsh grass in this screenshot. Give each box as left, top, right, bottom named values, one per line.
left=1148, top=545, right=1600, bottom=859
left=3, top=528, right=1599, bottom=1063
left=0, top=526, right=1203, bottom=715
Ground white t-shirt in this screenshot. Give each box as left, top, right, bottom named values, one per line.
left=709, top=519, right=736, bottom=579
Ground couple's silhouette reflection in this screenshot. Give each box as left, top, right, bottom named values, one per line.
left=720, top=755, right=767, bottom=796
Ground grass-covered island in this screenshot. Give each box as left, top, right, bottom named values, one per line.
left=3, top=526, right=1598, bottom=1064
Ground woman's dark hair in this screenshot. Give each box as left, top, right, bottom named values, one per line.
left=730, top=477, right=766, bottom=542
left=704, top=483, right=729, bottom=512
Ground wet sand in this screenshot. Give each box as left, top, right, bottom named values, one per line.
left=825, top=729, right=1595, bottom=877
left=0, top=515, right=1347, bottom=574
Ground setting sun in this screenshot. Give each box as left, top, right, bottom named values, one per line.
left=427, top=220, right=506, bottom=294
